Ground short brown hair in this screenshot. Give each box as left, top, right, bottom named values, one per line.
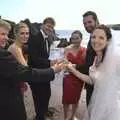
left=94, top=24, right=112, bottom=40
left=72, top=30, right=83, bottom=39
left=83, top=11, right=99, bottom=24
left=0, top=19, right=11, bottom=31
left=43, top=17, right=55, bottom=26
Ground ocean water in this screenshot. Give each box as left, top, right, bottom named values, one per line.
left=49, top=29, right=89, bottom=60
left=56, top=30, right=73, bottom=40
left=56, top=29, right=90, bottom=47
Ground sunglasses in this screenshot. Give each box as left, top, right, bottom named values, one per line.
left=70, top=37, right=80, bottom=40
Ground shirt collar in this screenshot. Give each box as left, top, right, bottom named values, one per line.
left=40, top=29, right=48, bottom=39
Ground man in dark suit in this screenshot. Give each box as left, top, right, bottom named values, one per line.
left=0, top=19, right=62, bottom=120
left=28, top=17, right=56, bottom=120
left=77, top=11, right=99, bottom=106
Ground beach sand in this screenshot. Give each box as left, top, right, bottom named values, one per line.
left=46, top=73, right=87, bottom=120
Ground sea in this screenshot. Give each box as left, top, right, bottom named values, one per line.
left=56, top=29, right=90, bottom=47
left=49, top=29, right=90, bottom=60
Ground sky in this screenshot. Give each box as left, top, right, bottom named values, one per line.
left=1, top=0, right=120, bottom=30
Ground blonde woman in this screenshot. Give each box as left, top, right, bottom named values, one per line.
left=8, top=22, right=36, bottom=120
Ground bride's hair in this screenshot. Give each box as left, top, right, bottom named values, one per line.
left=93, top=24, right=112, bottom=62
left=95, top=24, right=112, bottom=40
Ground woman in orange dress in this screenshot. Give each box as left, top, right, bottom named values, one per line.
left=8, top=22, right=36, bottom=120
left=63, top=30, right=86, bottom=120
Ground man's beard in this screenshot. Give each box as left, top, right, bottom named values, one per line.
left=86, top=27, right=95, bottom=34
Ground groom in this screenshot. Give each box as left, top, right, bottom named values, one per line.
left=77, top=11, right=99, bottom=106
left=28, top=17, right=56, bottom=120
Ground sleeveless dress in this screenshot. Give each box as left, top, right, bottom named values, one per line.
left=62, top=47, right=85, bottom=104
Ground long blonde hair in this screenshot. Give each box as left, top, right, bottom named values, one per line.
left=14, top=22, right=28, bottom=39
left=14, top=22, right=29, bottom=47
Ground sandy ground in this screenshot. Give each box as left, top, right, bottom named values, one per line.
left=47, top=72, right=87, bottom=120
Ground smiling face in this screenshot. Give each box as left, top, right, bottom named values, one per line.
left=42, top=17, right=55, bottom=36
left=70, top=33, right=82, bottom=45
left=42, top=22, right=54, bottom=35
left=91, top=28, right=108, bottom=53
left=0, top=27, right=9, bottom=47
left=16, top=24, right=29, bottom=44
left=83, top=15, right=97, bottom=34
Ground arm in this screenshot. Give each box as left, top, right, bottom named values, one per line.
left=0, top=49, right=55, bottom=83
left=8, top=44, right=27, bottom=66
left=75, top=47, right=87, bottom=73
left=69, top=56, right=97, bottom=84
left=64, top=45, right=72, bottom=58
left=67, top=63, right=93, bottom=84
left=81, top=47, right=86, bottom=60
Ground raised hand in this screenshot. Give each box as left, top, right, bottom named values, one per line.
left=51, top=62, right=66, bottom=73
left=50, top=59, right=65, bottom=66
left=66, top=62, right=74, bottom=71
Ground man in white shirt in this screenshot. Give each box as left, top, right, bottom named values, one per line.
left=28, top=17, right=56, bottom=120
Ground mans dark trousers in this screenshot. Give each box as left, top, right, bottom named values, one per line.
left=30, top=82, right=51, bottom=120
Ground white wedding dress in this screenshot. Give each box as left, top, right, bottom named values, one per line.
left=83, top=30, right=120, bottom=120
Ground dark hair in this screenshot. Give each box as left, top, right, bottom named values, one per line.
left=43, top=17, right=55, bottom=26
left=72, top=30, right=83, bottom=39
left=83, top=11, right=99, bottom=24
left=95, top=24, right=112, bottom=40
left=93, top=24, right=112, bottom=62
left=0, top=19, right=11, bottom=31
left=57, top=38, right=69, bottom=48
left=69, top=30, right=83, bottom=44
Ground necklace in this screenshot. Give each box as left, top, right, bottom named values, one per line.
left=95, top=55, right=103, bottom=67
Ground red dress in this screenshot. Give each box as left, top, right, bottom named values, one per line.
left=62, top=47, right=85, bottom=104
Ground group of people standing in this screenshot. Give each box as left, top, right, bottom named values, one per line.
left=0, top=17, right=63, bottom=120
left=0, top=10, right=120, bottom=120
left=60, top=11, right=99, bottom=120
left=63, top=11, right=120, bottom=120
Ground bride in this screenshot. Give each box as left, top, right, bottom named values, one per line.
left=66, top=24, right=120, bottom=120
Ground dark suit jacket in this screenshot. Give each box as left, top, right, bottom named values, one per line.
left=76, top=37, right=96, bottom=105
left=76, top=39, right=96, bottom=74
left=28, top=31, right=51, bottom=69
left=0, top=47, right=54, bottom=120
left=28, top=30, right=52, bottom=88
left=84, top=39, right=96, bottom=75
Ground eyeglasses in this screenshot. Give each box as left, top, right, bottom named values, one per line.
left=70, top=37, right=80, bottom=40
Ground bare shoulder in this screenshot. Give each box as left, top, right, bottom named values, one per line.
left=8, top=43, right=22, bottom=58
left=64, top=45, right=73, bottom=56
left=8, top=43, right=21, bottom=52
left=65, top=44, right=73, bottom=51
